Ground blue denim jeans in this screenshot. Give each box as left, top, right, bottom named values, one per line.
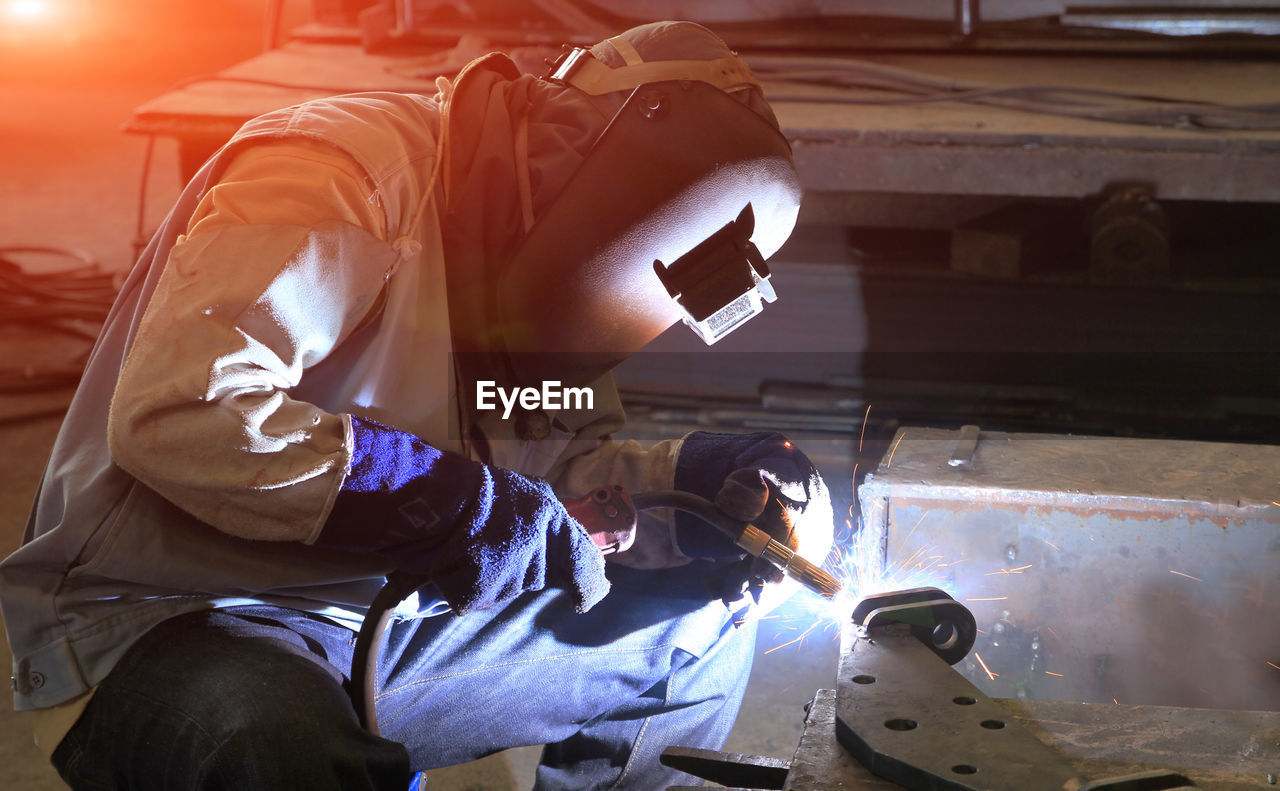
left=51, top=565, right=756, bottom=790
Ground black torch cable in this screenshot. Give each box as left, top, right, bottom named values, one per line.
left=351, top=571, right=431, bottom=736
left=630, top=490, right=749, bottom=540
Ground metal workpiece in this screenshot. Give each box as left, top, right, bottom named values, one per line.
left=836, top=589, right=1072, bottom=790
left=834, top=590, right=1196, bottom=791
left=781, top=690, right=1276, bottom=791
left=858, top=427, right=1280, bottom=712
left=784, top=689, right=879, bottom=791
left=664, top=588, right=1273, bottom=790
left=850, top=587, right=977, bottom=666
left=837, top=622, right=1086, bottom=791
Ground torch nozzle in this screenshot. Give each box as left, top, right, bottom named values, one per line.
left=737, top=523, right=841, bottom=599
left=783, top=552, right=843, bottom=599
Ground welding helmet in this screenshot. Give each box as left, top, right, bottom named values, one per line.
left=483, top=24, right=803, bottom=389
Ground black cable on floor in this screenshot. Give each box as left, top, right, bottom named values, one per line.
left=0, top=248, right=119, bottom=419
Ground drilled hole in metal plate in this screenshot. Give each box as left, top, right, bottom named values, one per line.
left=952, top=696, right=976, bottom=705
left=952, top=764, right=979, bottom=775
left=932, top=621, right=959, bottom=651
left=981, top=719, right=1006, bottom=729
left=884, top=718, right=917, bottom=731
left=852, top=674, right=876, bottom=685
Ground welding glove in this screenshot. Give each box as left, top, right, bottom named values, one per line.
left=674, top=431, right=835, bottom=608
left=317, top=416, right=609, bottom=615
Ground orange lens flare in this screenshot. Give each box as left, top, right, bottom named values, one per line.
left=6, top=0, right=52, bottom=21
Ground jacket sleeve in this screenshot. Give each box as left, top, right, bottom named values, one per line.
left=108, top=141, right=399, bottom=542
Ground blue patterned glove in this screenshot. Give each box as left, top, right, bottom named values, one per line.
left=317, top=416, right=609, bottom=614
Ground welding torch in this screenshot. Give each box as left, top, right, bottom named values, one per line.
left=624, top=489, right=842, bottom=600
left=352, top=485, right=839, bottom=734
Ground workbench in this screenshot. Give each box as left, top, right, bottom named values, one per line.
left=126, top=28, right=1280, bottom=202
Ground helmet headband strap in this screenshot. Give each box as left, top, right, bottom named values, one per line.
left=548, top=47, right=761, bottom=97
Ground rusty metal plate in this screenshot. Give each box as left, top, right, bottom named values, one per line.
left=857, top=427, right=1280, bottom=712
left=837, top=621, right=1109, bottom=791
left=790, top=689, right=1280, bottom=791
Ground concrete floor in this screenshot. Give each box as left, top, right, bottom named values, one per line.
left=0, top=2, right=839, bottom=787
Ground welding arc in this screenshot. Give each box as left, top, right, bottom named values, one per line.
left=630, top=490, right=842, bottom=599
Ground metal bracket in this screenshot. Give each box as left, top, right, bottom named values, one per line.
left=851, top=586, right=977, bottom=666
left=835, top=588, right=1198, bottom=791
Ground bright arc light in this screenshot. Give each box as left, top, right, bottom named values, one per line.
left=7, top=0, right=51, bottom=21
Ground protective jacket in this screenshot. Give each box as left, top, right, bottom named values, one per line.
left=0, top=70, right=685, bottom=715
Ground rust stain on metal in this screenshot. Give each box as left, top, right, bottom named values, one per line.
left=890, top=494, right=1255, bottom=528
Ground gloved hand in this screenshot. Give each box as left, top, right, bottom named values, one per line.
left=674, top=431, right=834, bottom=608
left=316, top=416, right=609, bottom=615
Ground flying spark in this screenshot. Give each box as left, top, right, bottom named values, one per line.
left=1169, top=570, right=1203, bottom=582
left=974, top=652, right=998, bottom=680
left=1044, top=671, right=1064, bottom=677
left=1112, top=697, right=1119, bottom=705
left=1268, top=661, right=1280, bottom=672
left=757, top=505, right=958, bottom=656
left=885, top=432, right=905, bottom=469
left=966, top=596, right=1009, bottom=602
left=764, top=619, right=823, bottom=655
left=985, top=564, right=1033, bottom=576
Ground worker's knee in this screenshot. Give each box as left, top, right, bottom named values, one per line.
left=198, top=696, right=410, bottom=791
left=54, top=608, right=411, bottom=790
left=56, top=678, right=409, bottom=790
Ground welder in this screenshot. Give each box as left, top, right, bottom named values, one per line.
left=0, top=20, right=834, bottom=790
